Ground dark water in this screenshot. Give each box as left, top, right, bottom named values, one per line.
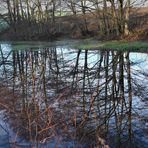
left=0, top=42, right=148, bottom=148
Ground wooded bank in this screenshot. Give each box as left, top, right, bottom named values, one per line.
left=0, top=0, right=148, bottom=41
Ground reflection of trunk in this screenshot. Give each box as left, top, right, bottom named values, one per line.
left=0, top=47, right=7, bottom=80
left=54, top=48, right=59, bottom=92
left=31, top=52, right=35, bottom=104
left=71, top=50, right=81, bottom=91
left=112, top=52, right=121, bottom=146
left=42, top=53, right=48, bottom=107
left=17, top=51, right=26, bottom=109
left=119, top=53, right=124, bottom=106
left=12, top=51, right=16, bottom=93
left=96, top=51, right=104, bottom=127
left=118, top=53, right=125, bottom=147
left=126, top=52, right=132, bottom=144
left=82, top=50, right=88, bottom=112
left=104, top=51, right=109, bottom=134
left=25, top=51, right=28, bottom=104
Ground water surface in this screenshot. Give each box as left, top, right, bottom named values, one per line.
left=0, top=42, right=148, bottom=148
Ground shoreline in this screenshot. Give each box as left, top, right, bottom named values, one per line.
left=0, top=38, right=148, bottom=52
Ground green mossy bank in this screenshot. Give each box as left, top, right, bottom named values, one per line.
left=71, top=39, right=148, bottom=51
left=0, top=39, right=148, bottom=52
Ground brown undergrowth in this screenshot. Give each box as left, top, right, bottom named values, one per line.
left=0, top=85, right=56, bottom=143
left=0, top=84, right=110, bottom=147
left=0, top=8, right=148, bottom=41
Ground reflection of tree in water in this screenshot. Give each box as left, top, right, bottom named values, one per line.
left=0, top=46, right=148, bottom=148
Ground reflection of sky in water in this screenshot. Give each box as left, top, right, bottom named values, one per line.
left=0, top=43, right=148, bottom=147
left=1, top=44, right=148, bottom=69
left=1, top=44, right=148, bottom=79
left=130, top=52, right=148, bottom=71
left=56, top=47, right=100, bottom=68
left=0, top=44, right=12, bottom=79
left=57, top=48, right=148, bottom=70
left=55, top=47, right=101, bottom=86
left=0, top=44, right=12, bottom=56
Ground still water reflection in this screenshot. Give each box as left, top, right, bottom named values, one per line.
left=0, top=42, right=148, bottom=148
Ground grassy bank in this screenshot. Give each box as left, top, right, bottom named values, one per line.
left=0, top=39, right=148, bottom=52
left=71, top=39, right=148, bottom=51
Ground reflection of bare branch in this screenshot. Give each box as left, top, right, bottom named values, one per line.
left=0, top=47, right=148, bottom=147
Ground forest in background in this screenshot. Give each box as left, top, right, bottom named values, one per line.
left=0, top=0, right=148, bottom=40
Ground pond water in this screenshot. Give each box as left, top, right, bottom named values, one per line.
left=0, top=41, right=148, bottom=148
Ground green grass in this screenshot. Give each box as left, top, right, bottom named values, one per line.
left=103, top=41, right=148, bottom=51
left=0, top=39, right=148, bottom=51
left=5, top=40, right=77, bottom=50
left=71, top=39, right=148, bottom=51
left=0, top=40, right=80, bottom=50
left=0, top=41, right=56, bottom=50
left=71, top=39, right=103, bottom=49
left=11, top=41, right=53, bottom=50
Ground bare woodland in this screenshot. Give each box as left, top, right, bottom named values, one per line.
left=0, top=0, right=148, bottom=40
